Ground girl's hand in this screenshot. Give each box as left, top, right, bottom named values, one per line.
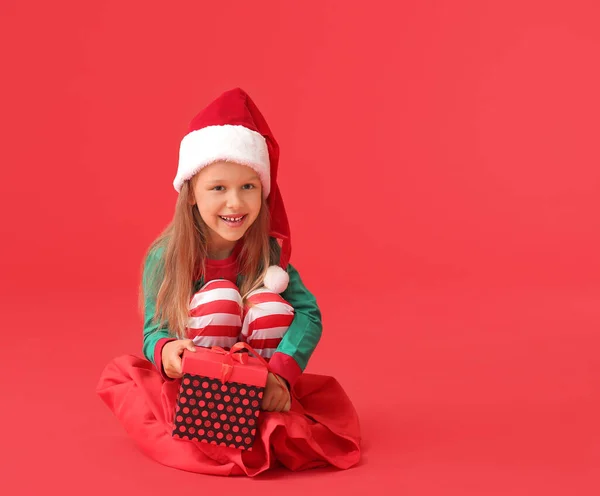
left=161, top=339, right=196, bottom=379
left=261, top=372, right=291, bottom=412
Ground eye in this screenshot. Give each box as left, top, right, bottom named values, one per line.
left=211, top=185, right=225, bottom=191
left=242, top=184, right=255, bottom=190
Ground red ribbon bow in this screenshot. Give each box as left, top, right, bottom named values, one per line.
left=210, top=342, right=285, bottom=389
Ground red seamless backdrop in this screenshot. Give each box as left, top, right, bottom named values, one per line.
left=1, top=1, right=599, bottom=495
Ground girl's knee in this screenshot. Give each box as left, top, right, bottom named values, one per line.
left=186, top=279, right=243, bottom=346
left=190, top=279, right=242, bottom=311
left=241, top=288, right=295, bottom=353
left=243, top=289, right=294, bottom=321
left=245, top=287, right=291, bottom=308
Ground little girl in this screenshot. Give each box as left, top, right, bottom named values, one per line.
left=97, top=88, right=361, bottom=476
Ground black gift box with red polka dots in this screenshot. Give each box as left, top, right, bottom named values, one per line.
left=172, top=374, right=265, bottom=450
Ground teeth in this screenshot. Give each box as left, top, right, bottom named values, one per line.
left=221, top=216, right=243, bottom=222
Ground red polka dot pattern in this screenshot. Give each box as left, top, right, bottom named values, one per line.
left=172, top=373, right=265, bottom=451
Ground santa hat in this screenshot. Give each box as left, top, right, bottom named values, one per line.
left=174, top=88, right=292, bottom=293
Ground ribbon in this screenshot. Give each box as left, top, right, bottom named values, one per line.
left=209, top=345, right=248, bottom=383
left=210, top=342, right=286, bottom=390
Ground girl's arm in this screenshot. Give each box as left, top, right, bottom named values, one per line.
left=142, top=247, right=175, bottom=378
left=268, top=263, right=323, bottom=387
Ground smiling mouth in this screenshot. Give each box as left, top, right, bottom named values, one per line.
left=219, top=214, right=247, bottom=226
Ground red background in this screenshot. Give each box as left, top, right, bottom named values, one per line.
left=1, top=1, right=599, bottom=494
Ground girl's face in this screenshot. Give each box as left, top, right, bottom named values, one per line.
left=191, top=161, right=262, bottom=255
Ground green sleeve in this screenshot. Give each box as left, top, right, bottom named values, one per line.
left=276, top=263, right=323, bottom=370
left=141, top=246, right=171, bottom=364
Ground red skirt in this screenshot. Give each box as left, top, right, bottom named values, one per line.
left=96, top=355, right=361, bottom=476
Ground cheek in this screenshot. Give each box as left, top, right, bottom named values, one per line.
left=196, top=199, right=218, bottom=222
left=249, top=194, right=262, bottom=214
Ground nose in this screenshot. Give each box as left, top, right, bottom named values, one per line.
left=226, top=189, right=242, bottom=209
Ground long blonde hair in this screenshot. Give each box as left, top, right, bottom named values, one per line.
left=139, top=179, right=281, bottom=338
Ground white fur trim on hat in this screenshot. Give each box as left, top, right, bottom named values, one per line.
left=263, top=265, right=289, bottom=293
left=174, top=124, right=270, bottom=195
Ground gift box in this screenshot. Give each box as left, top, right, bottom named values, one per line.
left=172, top=344, right=268, bottom=450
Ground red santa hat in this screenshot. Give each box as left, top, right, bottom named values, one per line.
left=174, top=88, right=291, bottom=293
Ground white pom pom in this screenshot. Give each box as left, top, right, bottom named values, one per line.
left=264, top=265, right=289, bottom=293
